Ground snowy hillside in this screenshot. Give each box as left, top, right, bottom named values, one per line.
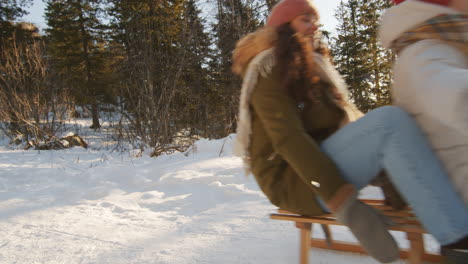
left=0, top=121, right=439, bottom=264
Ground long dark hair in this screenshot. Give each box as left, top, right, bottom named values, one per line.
left=274, top=23, right=343, bottom=106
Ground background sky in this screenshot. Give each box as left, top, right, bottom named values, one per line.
left=22, top=0, right=46, bottom=31
left=22, top=0, right=345, bottom=36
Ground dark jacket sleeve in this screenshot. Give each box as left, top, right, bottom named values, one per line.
left=250, top=71, right=347, bottom=201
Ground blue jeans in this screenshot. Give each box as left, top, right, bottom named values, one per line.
left=320, top=106, right=468, bottom=245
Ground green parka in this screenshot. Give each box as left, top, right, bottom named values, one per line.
left=234, top=46, right=363, bottom=216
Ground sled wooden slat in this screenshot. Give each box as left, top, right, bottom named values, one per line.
left=271, top=199, right=444, bottom=264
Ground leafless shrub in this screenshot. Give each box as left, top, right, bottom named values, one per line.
left=0, top=32, right=70, bottom=148
left=110, top=3, right=198, bottom=156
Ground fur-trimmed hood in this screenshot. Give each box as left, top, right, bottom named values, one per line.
left=232, top=27, right=278, bottom=76
left=231, top=26, right=355, bottom=102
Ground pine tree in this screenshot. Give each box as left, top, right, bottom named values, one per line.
left=0, top=0, right=33, bottom=48
left=331, top=0, right=394, bottom=112
left=211, top=0, right=261, bottom=136
left=45, top=0, right=110, bottom=129
left=265, top=0, right=278, bottom=11
left=176, top=0, right=215, bottom=138
left=107, top=0, right=193, bottom=152
left=358, top=0, right=394, bottom=109
left=332, top=0, right=369, bottom=111
left=0, top=0, right=32, bottom=22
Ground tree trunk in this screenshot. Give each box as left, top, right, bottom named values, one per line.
left=90, top=98, right=100, bottom=129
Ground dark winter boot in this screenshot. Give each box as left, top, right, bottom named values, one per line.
left=441, top=247, right=468, bottom=264
left=328, top=184, right=400, bottom=263
left=441, top=236, right=468, bottom=264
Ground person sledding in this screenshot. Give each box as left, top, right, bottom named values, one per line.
left=232, top=0, right=468, bottom=262
left=379, top=0, right=468, bottom=262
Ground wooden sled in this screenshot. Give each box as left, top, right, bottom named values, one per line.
left=270, top=199, right=444, bottom=264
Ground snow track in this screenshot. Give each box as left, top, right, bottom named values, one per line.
left=0, top=136, right=435, bottom=263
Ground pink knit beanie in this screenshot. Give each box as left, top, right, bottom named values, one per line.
left=391, top=0, right=451, bottom=6
left=266, top=0, right=318, bottom=28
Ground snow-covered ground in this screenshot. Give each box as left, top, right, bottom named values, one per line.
left=0, top=119, right=440, bottom=264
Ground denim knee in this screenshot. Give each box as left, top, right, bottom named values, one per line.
left=373, top=106, right=413, bottom=130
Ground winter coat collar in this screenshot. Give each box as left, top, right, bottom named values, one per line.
left=379, top=0, right=459, bottom=49
left=390, top=14, right=468, bottom=54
